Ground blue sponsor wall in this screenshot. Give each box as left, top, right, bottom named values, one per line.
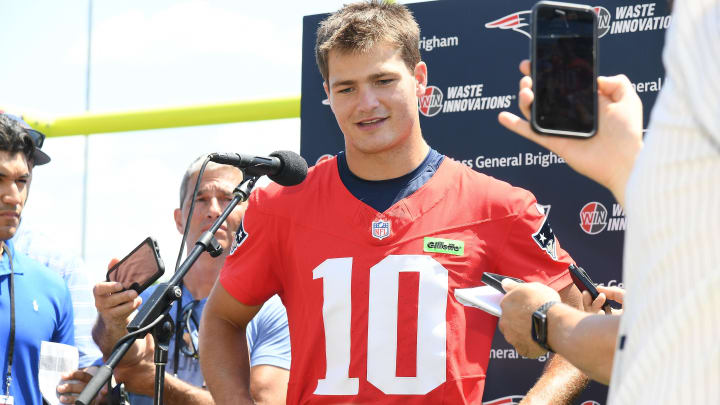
left=300, top=1, right=669, bottom=403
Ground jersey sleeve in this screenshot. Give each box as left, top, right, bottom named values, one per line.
left=220, top=195, right=284, bottom=306
left=246, top=295, right=291, bottom=370
left=493, top=191, right=574, bottom=291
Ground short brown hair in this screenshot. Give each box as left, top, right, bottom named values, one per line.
left=178, top=155, right=242, bottom=209
left=315, top=0, right=421, bottom=82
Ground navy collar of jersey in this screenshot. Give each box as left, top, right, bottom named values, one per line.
left=337, top=149, right=445, bottom=213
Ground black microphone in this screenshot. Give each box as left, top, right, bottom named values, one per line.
left=208, top=150, right=308, bottom=186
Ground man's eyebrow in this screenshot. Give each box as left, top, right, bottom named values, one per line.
left=368, top=71, right=395, bottom=80
left=331, top=71, right=397, bottom=89
left=330, top=79, right=356, bottom=89
left=0, top=172, right=28, bottom=179
left=195, top=185, right=235, bottom=196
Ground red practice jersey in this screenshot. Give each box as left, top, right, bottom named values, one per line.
left=221, top=156, right=573, bottom=404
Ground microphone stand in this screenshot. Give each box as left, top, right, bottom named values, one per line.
left=76, top=176, right=259, bottom=405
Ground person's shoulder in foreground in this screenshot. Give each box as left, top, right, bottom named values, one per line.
left=496, top=0, right=720, bottom=403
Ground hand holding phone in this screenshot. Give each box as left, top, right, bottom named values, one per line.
left=481, top=272, right=525, bottom=294
left=531, top=1, right=598, bottom=137
left=568, top=264, right=610, bottom=313
left=106, top=237, right=165, bottom=294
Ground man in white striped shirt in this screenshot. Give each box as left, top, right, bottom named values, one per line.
left=495, top=0, right=720, bottom=403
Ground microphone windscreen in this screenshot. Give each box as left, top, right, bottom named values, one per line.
left=268, top=150, right=308, bottom=186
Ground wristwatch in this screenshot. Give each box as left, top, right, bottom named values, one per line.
left=531, top=300, right=559, bottom=352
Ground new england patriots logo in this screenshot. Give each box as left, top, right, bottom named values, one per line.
left=532, top=209, right=558, bottom=260
left=229, top=220, right=248, bottom=255
left=485, top=10, right=532, bottom=38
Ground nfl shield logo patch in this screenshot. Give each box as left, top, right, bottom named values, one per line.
left=371, top=219, right=391, bottom=240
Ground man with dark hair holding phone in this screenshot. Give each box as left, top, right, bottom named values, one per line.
left=89, top=157, right=290, bottom=404
left=0, top=114, right=76, bottom=404
left=496, top=0, right=720, bottom=402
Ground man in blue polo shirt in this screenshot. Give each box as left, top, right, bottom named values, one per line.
left=1, top=112, right=103, bottom=372
left=0, top=114, right=75, bottom=404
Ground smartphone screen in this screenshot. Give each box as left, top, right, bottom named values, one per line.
left=532, top=2, right=597, bottom=136
left=106, top=237, right=165, bottom=293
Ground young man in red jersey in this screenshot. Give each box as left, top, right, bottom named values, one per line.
left=200, top=1, right=588, bottom=403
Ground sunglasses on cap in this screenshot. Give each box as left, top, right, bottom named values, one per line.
left=0, top=113, right=51, bottom=165
left=27, top=128, right=45, bottom=148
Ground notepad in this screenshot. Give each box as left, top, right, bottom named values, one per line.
left=454, top=285, right=505, bottom=317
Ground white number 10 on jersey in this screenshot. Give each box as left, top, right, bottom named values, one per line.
left=312, top=255, right=449, bottom=395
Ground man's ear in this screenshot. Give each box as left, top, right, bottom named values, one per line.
left=24, top=165, right=33, bottom=203
left=414, top=61, right=428, bottom=97
left=173, top=208, right=185, bottom=234
left=323, top=81, right=333, bottom=111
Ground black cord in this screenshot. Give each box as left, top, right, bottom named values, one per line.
left=175, top=156, right=212, bottom=272
left=3, top=242, right=14, bottom=396
left=110, top=313, right=166, bottom=355
left=172, top=155, right=212, bottom=376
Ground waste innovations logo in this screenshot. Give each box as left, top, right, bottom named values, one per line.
left=594, top=6, right=611, bottom=37
left=606, top=3, right=671, bottom=34
left=419, top=83, right=514, bottom=117
left=579, top=202, right=626, bottom=235
left=485, top=4, right=670, bottom=39
left=579, top=202, right=608, bottom=234
left=418, top=86, right=444, bottom=117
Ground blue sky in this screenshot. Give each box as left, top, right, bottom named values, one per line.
left=0, top=0, right=427, bottom=276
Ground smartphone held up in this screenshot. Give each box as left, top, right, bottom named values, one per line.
left=531, top=1, right=598, bottom=138
left=106, top=237, right=165, bottom=294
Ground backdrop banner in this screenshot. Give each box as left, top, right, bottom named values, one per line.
left=300, top=1, right=669, bottom=403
